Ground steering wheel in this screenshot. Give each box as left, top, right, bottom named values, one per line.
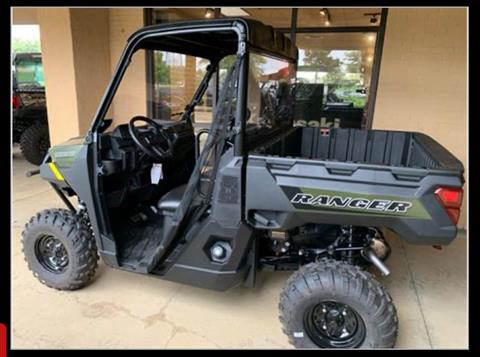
left=128, top=116, right=174, bottom=161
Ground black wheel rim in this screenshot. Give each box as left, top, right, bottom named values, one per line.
left=35, top=235, right=69, bottom=273
left=304, top=301, right=366, bottom=348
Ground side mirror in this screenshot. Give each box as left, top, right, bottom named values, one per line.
left=98, top=118, right=113, bottom=133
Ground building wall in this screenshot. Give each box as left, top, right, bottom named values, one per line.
left=12, top=7, right=38, bottom=24
left=36, top=8, right=111, bottom=144
left=70, top=9, right=111, bottom=135
left=13, top=7, right=145, bottom=142
left=36, top=8, right=80, bottom=143
left=108, top=8, right=146, bottom=126
left=373, top=8, right=467, bottom=228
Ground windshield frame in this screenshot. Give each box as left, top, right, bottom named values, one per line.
left=13, top=56, right=45, bottom=89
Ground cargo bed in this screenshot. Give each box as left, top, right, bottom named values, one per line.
left=254, top=127, right=463, bottom=175
left=246, top=127, right=464, bottom=245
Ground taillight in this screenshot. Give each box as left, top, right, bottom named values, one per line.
left=12, top=93, right=21, bottom=109
left=434, top=187, right=463, bottom=225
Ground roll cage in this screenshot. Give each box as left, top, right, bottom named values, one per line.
left=83, top=18, right=297, bottom=272
left=87, top=18, right=298, bottom=152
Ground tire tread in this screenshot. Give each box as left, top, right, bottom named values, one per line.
left=19, top=122, right=50, bottom=165
left=21, top=208, right=99, bottom=291
left=279, top=258, right=398, bottom=348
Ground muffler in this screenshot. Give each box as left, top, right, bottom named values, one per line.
left=364, top=248, right=391, bottom=276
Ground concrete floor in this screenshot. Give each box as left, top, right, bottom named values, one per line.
left=11, top=146, right=468, bottom=349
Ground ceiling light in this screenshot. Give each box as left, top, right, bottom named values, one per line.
left=220, top=7, right=250, bottom=17
left=367, top=35, right=375, bottom=42
left=205, top=8, right=215, bottom=19
left=364, top=12, right=381, bottom=25
left=367, top=56, right=373, bottom=62
left=321, top=8, right=332, bottom=26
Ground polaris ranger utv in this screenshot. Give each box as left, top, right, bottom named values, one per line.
left=12, top=52, right=50, bottom=165
left=21, top=19, right=465, bottom=349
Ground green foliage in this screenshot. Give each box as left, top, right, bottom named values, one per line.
left=344, top=51, right=362, bottom=73
left=12, top=38, right=41, bottom=53
left=303, top=50, right=344, bottom=84
left=303, top=50, right=364, bottom=84
left=219, top=55, right=237, bottom=71
left=304, top=50, right=341, bottom=73
left=154, top=52, right=170, bottom=85
left=341, top=95, right=366, bottom=108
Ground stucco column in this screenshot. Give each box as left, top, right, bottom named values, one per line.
left=185, top=56, right=197, bottom=100
left=108, top=8, right=146, bottom=126
left=373, top=8, right=467, bottom=228
left=37, top=8, right=111, bottom=145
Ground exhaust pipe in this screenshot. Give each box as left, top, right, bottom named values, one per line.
left=365, top=249, right=390, bottom=276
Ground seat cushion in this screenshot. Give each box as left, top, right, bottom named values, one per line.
left=157, top=184, right=187, bottom=212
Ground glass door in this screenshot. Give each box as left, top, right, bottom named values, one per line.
left=294, top=32, right=378, bottom=129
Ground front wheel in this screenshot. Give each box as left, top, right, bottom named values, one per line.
left=279, top=259, right=398, bottom=348
left=22, top=209, right=99, bottom=290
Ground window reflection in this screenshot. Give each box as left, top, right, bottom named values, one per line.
left=247, top=53, right=296, bottom=130
left=294, top=32, right=377, bottom=128
left=152, top=51, right=213, bottom=123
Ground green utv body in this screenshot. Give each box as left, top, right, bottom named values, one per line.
left=22, top=18, right=464, bottom=349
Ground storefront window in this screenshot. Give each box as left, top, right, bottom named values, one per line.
left=293, top=32, right=377, bottom=128
left=146, top=8, right=385, bottom=129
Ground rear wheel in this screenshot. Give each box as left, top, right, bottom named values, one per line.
left=22, top=209, right=99, bottom=290
left=19, top=122, right=50, bottom=165
left=279, top=259, right=398, bottom=348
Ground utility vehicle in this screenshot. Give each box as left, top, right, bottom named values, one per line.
left=22, top=19, right=465, bottom=349
left=12, top=52, right=50, bottom=165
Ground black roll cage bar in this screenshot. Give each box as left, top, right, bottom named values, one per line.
left=180, top=61, right=219, bottom=124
